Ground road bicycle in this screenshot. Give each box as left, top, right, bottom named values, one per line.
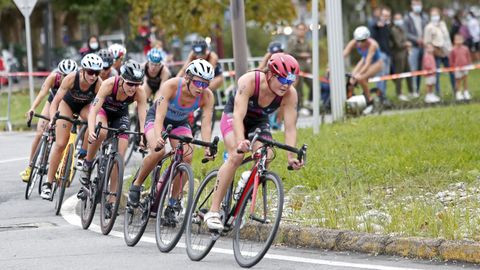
left=25, top=113, right=53, bottom=199
left=124, top=125, right=218, bottom=253
left=44, top=112, right=86, bottom=215
left=80, top=122, right=143, bottom=235
left=185, top=129, right=307, bottom=268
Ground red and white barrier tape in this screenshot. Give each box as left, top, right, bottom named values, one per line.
left=0, top=71, right=51, bottom=77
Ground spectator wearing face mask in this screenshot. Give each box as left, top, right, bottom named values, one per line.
left=79, top=35, right=101, bottom=57
left=390, top=12, right=413, bottom=101
left=404, top=0, right=429, bottom=97
left=423, top=7, right=455, bottom=96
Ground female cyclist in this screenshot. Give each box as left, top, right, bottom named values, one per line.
left=40, top=53, right=103, bottom=199
left=20, top=59, right=78, bottom=182
left=204, top=53, right=304, bottom=230
left=127, top=59, right=216, bottom=208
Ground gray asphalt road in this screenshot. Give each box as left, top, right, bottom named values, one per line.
left=0, top=132, right=477, bottom=270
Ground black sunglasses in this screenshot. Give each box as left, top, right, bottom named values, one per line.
left=85, top=69, right=100, bottom=76
left=125, top=81, right=141, bottom=87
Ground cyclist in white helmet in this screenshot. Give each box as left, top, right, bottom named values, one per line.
left=127, top=59, right=216, bottom=208
left=343, top=25, right=384, bottom=104
left=108, top=43, right=127, bottom=74
left=20, top=59, right=78, bottom=182
left=40, top=53, right=103, bottom=199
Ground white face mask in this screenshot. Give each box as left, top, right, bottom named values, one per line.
left=89, top=42, right=99, bottom=50
left=431, top=15, right=440, bottom=23
left=412, top=5, right=422, bottom=13
left=394, top=19, right=404, bottom=27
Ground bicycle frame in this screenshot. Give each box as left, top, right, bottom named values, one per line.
left=55, top=120, right=80, bottom=186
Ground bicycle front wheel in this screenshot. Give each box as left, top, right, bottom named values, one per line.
left=54, top=145, right=73, bottom=216
left=233, top=171, right=284, bottom=268
left=80, top=159, right=99, bottom=229
left=25, top=139, right=44, bottom=199
left=100, top=154, right=124, bottom=235
left=155, top=163, right=194, bottom=253
left=185, top=169, right=219, bottom=261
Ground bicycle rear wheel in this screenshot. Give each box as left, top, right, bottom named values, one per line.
left=80, top=159, right=100, bottom=229
left=25, top=140, right=44, bottom=199
left=54, top=145, right=73, bottom=216
left=123, top=168, right=152, bottom=247
left=185, top=169, right=219, bottom=261
left=100, top=154, right=124, bottom=235
left=155, top=163, right=194, bottom=252
left=233, top=172, right=283, bottom=268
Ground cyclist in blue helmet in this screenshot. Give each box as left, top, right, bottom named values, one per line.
left=142, top=48, right=171, bottom=101
left=259, top=41, right=285, bottom=69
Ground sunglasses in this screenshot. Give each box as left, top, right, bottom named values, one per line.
left=85, top=69, right=100, bottom=76
left=125, top=81, right=141, bottom=87
left=192, top=79, right=209, bottom=89
left=102, top=66, right=111, bottom=70
left=275, top=74, right=295, bottom=85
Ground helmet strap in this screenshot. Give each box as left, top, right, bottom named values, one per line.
left=266, top=72, right=280, bottom=97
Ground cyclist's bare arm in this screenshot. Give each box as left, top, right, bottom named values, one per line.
left=200, top=88, right=215, bottom=143
left=49, top=72, right=75, bottom=121
left=161, top=66, right=171, bottom=82
left=343, top=39, right=356, bottom=58
left=281, top=87, right=302, bottom=169
left=233, top=73, right=255, bottom=148
left=153, top=79, right=176, bottom=144
left=176, top=52, right=195, bottom=77
left=207, top=51, right=218, bottom=67
left=88, top=77, right=113, bottom=138
left=134, top=85, right=148, bottom=134
left=27, top=72, right=56, bottom=116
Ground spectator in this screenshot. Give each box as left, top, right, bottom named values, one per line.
left=368, top=7, right=382, bottom=32
left=466, top=11, right=480, bottom=63
left=287, top=23, right=312, bottom=109
left=450, top=34, right=472, bottom=101
left=79, top=35, right=101, bottom=57
left=450, top=11, right=471, bottom=46
left=404, top=0, right=429, bottom=97
left=371, top=6, right=392, bottom=101
left=423, top=7, right=455, bottom=96
left=390, top=12, right=413, bottom=101
left=422, top=43, right=439, bottom=103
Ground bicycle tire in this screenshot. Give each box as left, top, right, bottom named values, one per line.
left=54, top=145, right=73, bottom=216
left=123, top=167, right=152, bottom=246
left=80, top=159, right=100, bottom=229
left=100, top=154, right=124, bottom=235
left=155, top=163, right=194, bottom=253
left=38, top=141, right=52, bottom=195
left=25, top=140, right=43, bottom=199
left=185, top=169, right=219, bottom=261
left=233, top=171, right=284, bottom=268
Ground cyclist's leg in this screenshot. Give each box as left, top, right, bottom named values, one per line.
left=80, top=107, right=108, bottom=183
left=168, top=124, right=193, bottom=201
left=357, top=60, right=383, bottom=101
left=43, top=102, right=73, bottom=197
left=207, top=113, right=244, bottom=229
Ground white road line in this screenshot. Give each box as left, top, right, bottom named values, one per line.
left=0, top=157, right=28, bottom=164
left=61, top=195, right=425, bottom=270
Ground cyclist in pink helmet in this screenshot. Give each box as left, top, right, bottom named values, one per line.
left=204, top=52, right=304, bottom=230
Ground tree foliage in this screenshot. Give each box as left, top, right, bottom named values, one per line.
left=126, top=0, right=297, bottom=39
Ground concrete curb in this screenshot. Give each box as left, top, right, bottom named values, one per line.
left=275, top=224, right=480, bottom=264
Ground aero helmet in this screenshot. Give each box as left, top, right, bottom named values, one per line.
left=186, top=59, right=214, bottom=81
left=268, top=41, right=284, bottom=54
left=267, top=53, right=300, bottom=80
left=353, top=26, right=370, bottom=41
left=120, top=60, right=145, bottom=83
left=192, top=39, right=208, bottom=55
left=147, top=48, right=163, bottom=64
left=97, top=49, right=114, bottom=68
left=58, top=59, right=78, bottom=75
left=108, top=43, right=127, bottom=60
left=81, top=53, right=103, bottom=71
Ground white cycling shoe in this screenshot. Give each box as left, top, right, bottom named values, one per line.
left=204, top=211, right=224, bottom=231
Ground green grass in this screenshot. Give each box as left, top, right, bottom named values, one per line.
left=190, top=104, right=480, bottom=241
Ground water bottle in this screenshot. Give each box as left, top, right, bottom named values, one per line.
left=234, top=171, right=251, bottom=201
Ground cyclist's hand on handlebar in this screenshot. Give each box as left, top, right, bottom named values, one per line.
left=203, top=148, right=215, bottom=161
left=236, top=139, right=251, bottom=153
left=88, top=130, right=98, bottom=143
left=287, top=157, right=304, bottom=170
left=25, top=109, right=34, bottom=119
left=155, top=136, right=165, bottom=151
